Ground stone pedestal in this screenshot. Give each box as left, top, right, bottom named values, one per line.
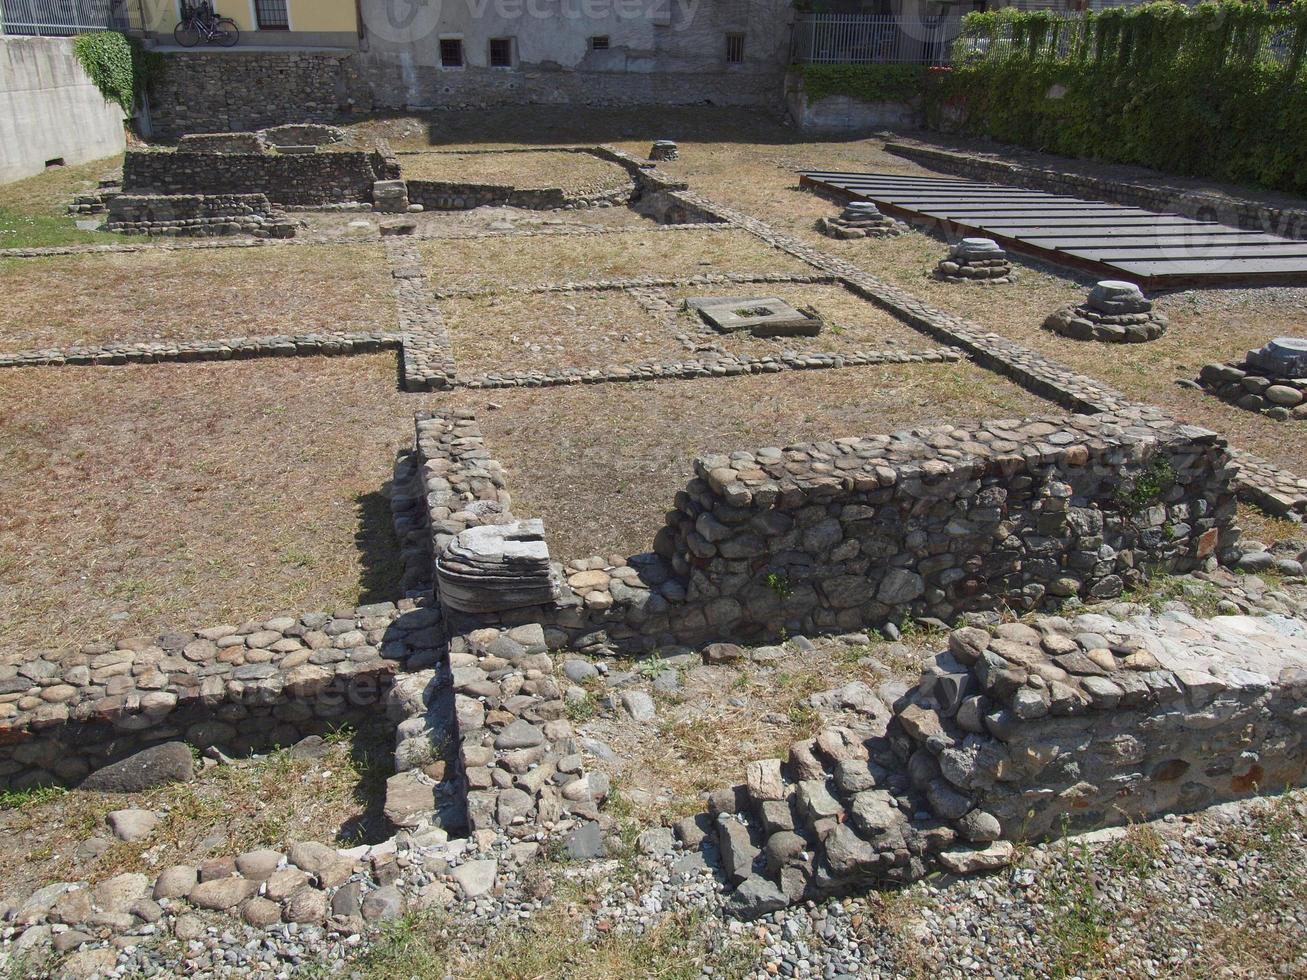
left=436, top=520, right=560, bottom=613
left=816, top=200, right=908, bottom=240
left=372, top=179, right=410, bottom=214
left=1200, top=336, right=1307, bottom=421
left=650, top=140, right=679, bottom=162
left=933, top=238, right=1012, bottom=283
left=1043, top=280, right=1168, bottom=343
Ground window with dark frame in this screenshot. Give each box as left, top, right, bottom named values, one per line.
left=439, top=38, right=464, bottom=67
left=725, top=32, right=745, bottom=63
left=489, top=37, right=514, bottom=67
left=589, top=35, right=610, bottom=50
left=254, top=0, right=289, bottom=30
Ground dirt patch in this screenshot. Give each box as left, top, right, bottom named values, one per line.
left=398, top=150, right=630, bottom=195
left=0, top=243, right=395, bottom=351
left=419, top=229, right=809, bottom=293
left=0, top=355, right=435, bottom=651
left=453, top=362, right=1055, bottom=561
left=0, top=732, right=390, bottom=908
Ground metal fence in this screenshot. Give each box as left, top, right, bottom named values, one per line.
left=791, top=13, right=961, bottom=67
left=0, top=0, right=136, bottom=35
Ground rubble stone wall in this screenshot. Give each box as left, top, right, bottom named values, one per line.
left=897, top=614, right=1307, bottom=841
left=0, top=603, right=442, bottom=791
left=652, top=411, right=1237, bottom=643
left=407, top=408, right=1238, bottom=654
left=121, top=145, right=399, bottom=206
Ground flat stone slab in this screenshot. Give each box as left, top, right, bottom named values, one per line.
left=688, top=296, right=822, bottom=337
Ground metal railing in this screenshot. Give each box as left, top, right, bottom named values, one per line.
left=791, top=13, right=961, bottom=67
left=0, top=0, right=139, bottom=35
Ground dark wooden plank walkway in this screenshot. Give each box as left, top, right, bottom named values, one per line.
left=799, top=170, right=1307, bottom=288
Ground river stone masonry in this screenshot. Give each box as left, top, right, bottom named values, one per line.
left=105, top=193, right=296, bottom=239
left=1199, top=337, right=1307, bottom=421
left=0, top=601, right=442, bottom=791
left=1044, top=281, right=1168, bottom=344
left=709, top=610, right=1307, bottom=918
left=407, top=404, right=1238, bottom=655
left=933, top=238, right=1013, bottom=283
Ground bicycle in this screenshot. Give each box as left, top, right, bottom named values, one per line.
left=174, top=1, right=240, bottom=47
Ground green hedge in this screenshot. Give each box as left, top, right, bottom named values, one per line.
left=934, top=1, right=1307, bottom=194
left=798, top=64, right=934, bottom=104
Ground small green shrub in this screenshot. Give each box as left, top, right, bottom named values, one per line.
left=799, top=63, right=934, bottom=104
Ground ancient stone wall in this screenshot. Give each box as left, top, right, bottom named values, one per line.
left=0, top=603, right=441, bottom=790
left=898, top=614, right=1307, bottom=842
left=105, top=193, right=295, bottom=238
left=702, top=612, right=1307, bottom=919
left=650, top=411, right=1236, bottom=644
left=121, top=145, right=398, bottom=207
left=409, top=408, right=1238, bottom=655
left=405, top=180, right=630, bottom=212
left=146, top=51, right=353, bottom=138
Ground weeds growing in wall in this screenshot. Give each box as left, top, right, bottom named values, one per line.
left=933, top=1, right=1307, bottom=194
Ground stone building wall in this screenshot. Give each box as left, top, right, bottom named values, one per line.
left=704, top=612, right=1307, bottom=918
left=105, top=193, right=295, bottom=238
left=121, top=144, right=399, bottom=206
left=897, top=615, right=1307, bottom=842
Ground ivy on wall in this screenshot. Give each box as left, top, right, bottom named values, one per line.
left=72, top=31, right=161, bottom=116
left=939, top=1, right=1307, bottom=194
left=798, top=2, right=1307, bottom=195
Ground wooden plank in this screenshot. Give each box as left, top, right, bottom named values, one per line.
left=933, top=215, right=1221, bottom=230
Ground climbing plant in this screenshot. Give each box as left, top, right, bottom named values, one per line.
left=72, top=31, right=161, bottom=116
left=934, top=0, right=1307, bottom=194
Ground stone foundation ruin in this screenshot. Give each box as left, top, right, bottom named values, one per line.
left=400, top=406, right=1237, bottom=657
left=1044, top=281, right=1168, bottom=344
left=933, top=237, right=1013, bottom=283
left=1199, top=337, right=1307, bottom=421
left=817, top=201, right=908, bottom=240
left=104, top=193, right=296, bottom=238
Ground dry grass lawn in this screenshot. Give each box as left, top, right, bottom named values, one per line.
left=454, top=363, right=1054, bottom=560
left=0, top=243, right=395, bottom=351
left=444, top=282, right=935, bottom=376
left=0, top=355, right=431, bottom=651
left=398, top=150, right=631, bottom=195
left=0, top=734, right=390, bottom=906
left=445, top=289, right=670, bottom=375
left=419, top=229, right=809, bottom=293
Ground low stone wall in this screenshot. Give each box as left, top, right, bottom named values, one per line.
left=105, top=193, right=295, bottom=238
left=705, top=611, right=1307, bottom=918
left=406, top=180, right=630, bottom=212
left=899, top=613, right=1307, bottom=841
left=410, top=408, right=1238, bottom=655
left=121, top=142, right=399, bottom=207
left=0, top=602, right=441, bottom=791
left=886, top=141, right=1307, bottom=240
left=651, top=410, right=1236, bottom=643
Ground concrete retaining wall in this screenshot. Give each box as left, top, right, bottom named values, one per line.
left=783, top=75, right=919, bottom=134
left=0, top=37, right=126, bottom=185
